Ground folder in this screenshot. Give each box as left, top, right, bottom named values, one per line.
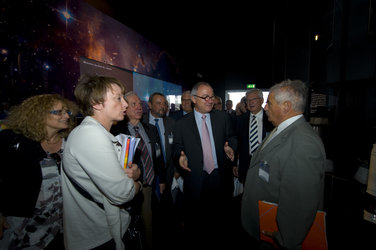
left=116, top=134, right=140, bottom=169
left=258, top=200, right=328, bottom=250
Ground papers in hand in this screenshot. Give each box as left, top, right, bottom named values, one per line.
left=171, top=176, right=184, bottom=193
left=116, top=134, right=140, bottom=169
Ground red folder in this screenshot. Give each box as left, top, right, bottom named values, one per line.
left=258, top=200, right=328, bottom=250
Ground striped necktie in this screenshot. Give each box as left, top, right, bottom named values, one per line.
left=249, top=115, right=259, bottom=155
left=134, top=126, right=154, bottom=185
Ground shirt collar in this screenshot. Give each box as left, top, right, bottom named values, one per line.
left=250, top=109, right=263, bottom=119
left=194, top=108, right=210, bottom=119
left=276, top=114, right=303, bottom=134
left=149, top=112, right=161, bottom=123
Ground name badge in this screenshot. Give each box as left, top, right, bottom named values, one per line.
left=168, top=132, right=173, bottom=144
left=155, top=142, right=161, bottom=158
left=40, top=158, right=59, bottom=179
left=258, top=161, right=270, bottom=183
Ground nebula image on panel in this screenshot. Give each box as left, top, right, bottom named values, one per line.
left=0, top=0, right=180, bottom=105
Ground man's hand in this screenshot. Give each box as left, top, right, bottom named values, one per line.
left=233, top=166, right=239, bottom=177
left=179, top=151, right=190, bottom=172
left=261, top=230, right=280, bottom=249
left=224, top=142, right=234, bottom=161
left=159, top=183, right=166, bottom=194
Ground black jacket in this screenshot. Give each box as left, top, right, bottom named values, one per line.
left=0, top=129, right=47, bottom=217
left=235, top=110, right=274, bottom=183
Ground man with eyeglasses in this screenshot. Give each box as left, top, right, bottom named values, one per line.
left=234, top=88, right=274, bottom=184
left=172, top=81, right=237, bottom=250
left=110, top=91, right=165, bottom=250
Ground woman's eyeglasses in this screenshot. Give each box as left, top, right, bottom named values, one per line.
left=49, top=109, right=73, bottom=116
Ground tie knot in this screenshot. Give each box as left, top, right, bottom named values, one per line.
left=154, top=118, right=159, bottom=123
left=202, top=115, right=206, bottom=120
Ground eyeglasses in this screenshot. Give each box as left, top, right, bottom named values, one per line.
left=194, top=95, right=215, bottom=101
left=49, top=109, right=73, bottom=116
left=246, top=97, right=261, bottom=103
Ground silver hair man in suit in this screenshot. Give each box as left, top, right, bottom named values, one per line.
left=241, top=79, right=326, bottom=250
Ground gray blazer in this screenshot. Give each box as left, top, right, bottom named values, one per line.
left=241, top=116, right=326, bottom=250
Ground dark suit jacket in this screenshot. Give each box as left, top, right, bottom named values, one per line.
left=235, top=110, right=273, bottom=182
left=172, top=110, right=237, bottom=202
left=110, top=120, right=166, bottom=184
left=142, top=114, right=176, bottom=186
left=241, top=117, right=326, bottom=249
left=169, top=110, right=185, bottom=120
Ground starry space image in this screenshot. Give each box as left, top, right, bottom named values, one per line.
left=0, top=0, right=180, bottom=107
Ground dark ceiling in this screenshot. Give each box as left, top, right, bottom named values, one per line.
left=86, top=0, right=328, bottom=85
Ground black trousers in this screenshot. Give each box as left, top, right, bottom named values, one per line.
left=183, top=169, right=232, bottom=250
left=91, top=230, right=143, bottom=250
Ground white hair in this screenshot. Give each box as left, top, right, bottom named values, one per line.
left=270, top=79, right=307, bottom=112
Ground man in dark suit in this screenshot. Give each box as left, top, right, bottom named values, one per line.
left=111, top=91, right=165, bottom=250
left=169, top=90, right=192, bottom=120
left=225, top=99, right=236, bottom=115
left=234, top=88, right=274, bottom=184
left=173, top=82, right=237, bottom=250
left=142, top=92, right=183, bottom=248
left=143, top=92, right=176, bottom=192
left=241, top=80, right=326, bottom=249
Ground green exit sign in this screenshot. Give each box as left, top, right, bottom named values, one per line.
left=247, top=84, right=256, bottom=89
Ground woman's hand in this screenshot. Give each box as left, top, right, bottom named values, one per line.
left=125, top=162, right=141, bottom=180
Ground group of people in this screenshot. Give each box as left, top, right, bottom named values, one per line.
left=0, top=76, right=326, bottom=250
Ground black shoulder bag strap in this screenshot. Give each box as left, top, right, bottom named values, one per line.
left=62, top=164, right=104, bottom=210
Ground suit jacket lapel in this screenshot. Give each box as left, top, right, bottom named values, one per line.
left=259, top=117, right=305, bottom=155
left=187, top=112, right=202, bottom=151
left=210, top=111, right=218, bottom=147
left=250, top=131, right=283, bottom=168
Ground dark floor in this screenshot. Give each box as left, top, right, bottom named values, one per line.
left=228, top=172, right=376, bottom=250
left=48, top=172, right=376, bottom=249
left=324, top=173, right=376, bottom=250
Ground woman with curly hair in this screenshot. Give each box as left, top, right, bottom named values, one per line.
left=0, top=94, right=78, bottom=249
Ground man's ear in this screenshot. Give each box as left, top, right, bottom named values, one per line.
left=191, top=96, right=196, bottom=105
left=148, top=101, right=152, bottom=109
left=282, top=101, right=292, bottom=114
